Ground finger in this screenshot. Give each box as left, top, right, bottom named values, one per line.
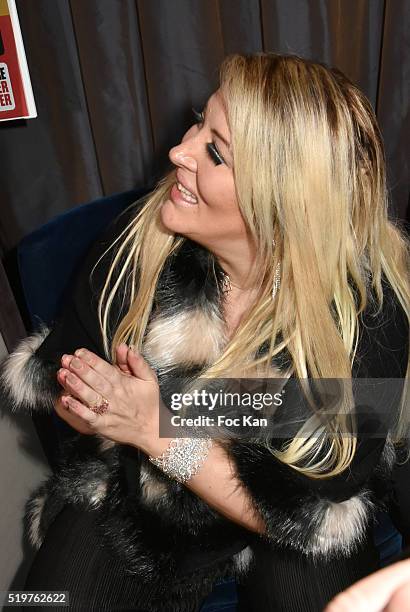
left=58, top=368, right=106, bottom=409
left=127, top=346, right=157, bottom=381
left=65, top=355, right=112, bottom=397
left=61, top=354, right=74, bottom=369
left=325, top=559, right=410, bottom=612
left=55, top=395, right=95, bottom=435
left=61, top=395, right=99, bottom=426
left=72, top=348, right=120, bottom=384
left=57, top=368, right=71, bottom=391
left=116, top=343, right=133, bottom=376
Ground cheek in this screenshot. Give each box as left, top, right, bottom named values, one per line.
left=197, top=173, right=238, bottom=212
left=197, top=174, right=247, bottom=235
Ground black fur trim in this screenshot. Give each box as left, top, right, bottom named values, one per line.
left=219, top=437, right=389, bottom=559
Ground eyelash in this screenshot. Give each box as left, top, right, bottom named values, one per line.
left=191, top=107, right=225, bottom=166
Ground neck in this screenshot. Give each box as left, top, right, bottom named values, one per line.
left=212, top=239, right=258, bottom=292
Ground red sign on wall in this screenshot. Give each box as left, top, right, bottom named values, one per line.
left=0, top=0, right=36, bottom=121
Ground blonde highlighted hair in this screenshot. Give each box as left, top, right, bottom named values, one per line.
left=95, top=53, right=410, bottom=478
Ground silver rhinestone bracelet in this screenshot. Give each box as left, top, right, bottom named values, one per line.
left=148, top=437, right=213, bottom=484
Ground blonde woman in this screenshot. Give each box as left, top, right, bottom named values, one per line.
left=2, top=53, right=409, bottom=611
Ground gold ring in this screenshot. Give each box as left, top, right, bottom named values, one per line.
left=88, top=395, right=110, bottom=415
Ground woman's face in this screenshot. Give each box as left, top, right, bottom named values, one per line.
left=161, top=89, right=249, bottom=250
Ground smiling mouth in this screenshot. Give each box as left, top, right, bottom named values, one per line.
left=171, top=182, right=199, bottom=206
left=176, top=181, right=198, bottom=202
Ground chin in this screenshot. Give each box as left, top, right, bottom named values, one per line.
left=160, top=198, right=191, bottom=235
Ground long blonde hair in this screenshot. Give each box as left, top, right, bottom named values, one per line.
left=96, top=53, right=410, bottom=478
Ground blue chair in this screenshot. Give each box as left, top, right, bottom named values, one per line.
left=15, top=188, right=403, bottom=609
left=374, top=510, right=403, bottom=566
left=17, top=188, right=146, bottom=331
left=199, top=577, right=238, bottom=611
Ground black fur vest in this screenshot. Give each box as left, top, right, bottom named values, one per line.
left=0, top=211, right=402, bottom=611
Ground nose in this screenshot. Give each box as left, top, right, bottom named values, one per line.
left=168, top=128, right=198, bottom=172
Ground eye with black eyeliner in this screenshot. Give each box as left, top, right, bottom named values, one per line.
left=191, top=107, right=225, bottom=166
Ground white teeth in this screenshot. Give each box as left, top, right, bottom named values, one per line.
left=177, top=181, right=198, bottom=202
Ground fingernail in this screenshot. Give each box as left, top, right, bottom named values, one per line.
left=71, top=358, right=82, bottom=369
left=66, top=373, right=77, bottom=384
left=61, top=395, right=69, bottom=408
left=76, top=348, right=92, bottom=363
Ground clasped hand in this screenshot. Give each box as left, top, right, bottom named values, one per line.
left=56, top=344, right=162, bottom=452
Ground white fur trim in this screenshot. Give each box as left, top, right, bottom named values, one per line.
left=87, top=481, right=108, bottom=507
left=380, top=435, right=396, bottom=472
left=26, top=491, right=48, bottom=550
left=233, top=545, right=254, bottom=574
left=139, top=462, right=169, bottom=503
left=0, top=326, right=55, bottom=412
left=311, top=491, right=374, bottom=556
left=143, top=305, right=226, bottom=370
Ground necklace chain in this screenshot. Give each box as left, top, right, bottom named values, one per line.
left=221, top=273, right=244, bottom=291
left=221, top=263, right=281, bottom=299
left=220, top=239, right=281, bottom=299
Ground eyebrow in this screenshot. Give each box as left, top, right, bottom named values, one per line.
left=203, top=100, right=231, bottom=151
